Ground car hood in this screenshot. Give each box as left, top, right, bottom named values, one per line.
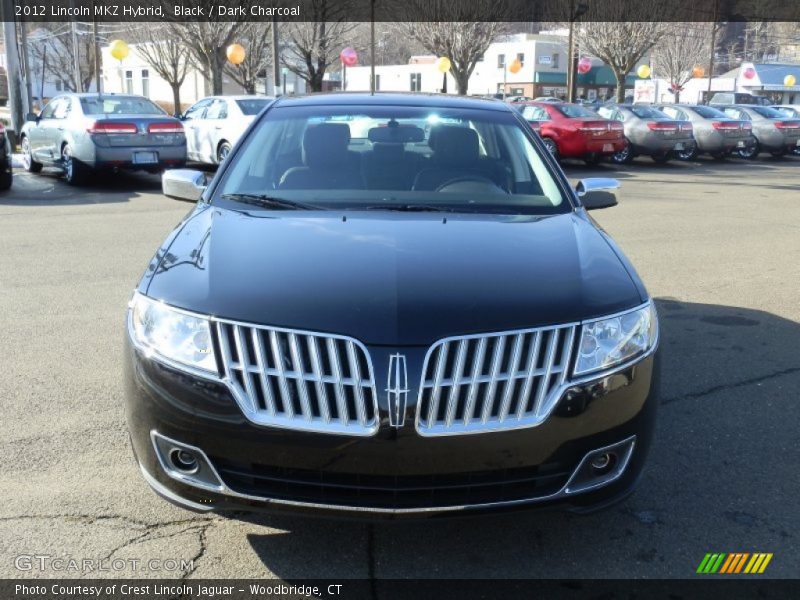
left=143, top=206, right=645, bottom=346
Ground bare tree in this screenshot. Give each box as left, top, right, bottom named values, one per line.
left=134, top=25, right=191, bottom=114
left=224, top=22, right=272, bottom=94
left=652, top=23, right=714, bottom=102
left=162, top=1, right=243, bottom=95
left=28, top=25, right=96, bottom=92
left=281, top=1, right=357, bottom=92
left=395, top=1, right=506, bottom=95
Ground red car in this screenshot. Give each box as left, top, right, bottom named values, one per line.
left=517, top=102, right=625, bottom=165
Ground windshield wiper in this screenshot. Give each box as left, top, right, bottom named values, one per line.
left=362, top=203, right=455, bottom=213
left=220, top=193, right=322, bottom=211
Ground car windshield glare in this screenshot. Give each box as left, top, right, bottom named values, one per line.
left=236, top=99, right=271, bottom=115
left=630, top=106, right=670, bottom=119
left=80, top=96, right=166, bottom=115
left=557, top=104, right=599, bottom=118
left=750, top=106, right=784, bottom=119
left=215, top=105, right=569, bottom=215
left=690, top=106, right=728, bottom=119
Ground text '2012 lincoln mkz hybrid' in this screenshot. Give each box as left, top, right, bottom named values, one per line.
left=125, top=93, right=660, bottom=519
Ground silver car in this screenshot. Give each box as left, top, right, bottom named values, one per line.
left=597, top=104, right=695, bottom=164
left=20, top=93, right=186, bottom=185
left=656, top=104, right=755, bottom=160
left=181, top=95, right=273, bottom=165
left=721, top=105, right=800, bottom=158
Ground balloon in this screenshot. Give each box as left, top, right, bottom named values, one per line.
left=109, top=39, right=129, bottom=61
left=784, top=74, right=797, bottom=87
left=508, top=58, right=522, bottom=74
left=436, top=57, right=451, bottom=73
left=743, top=67, right=756, bottom=79
left=692, top=66, right=705, bottom=78
left=577, top=57, right=592, bottom=75
left=226, top=43, right=246, bottom=65
left=637, top=64, right=651, bottom=79
left=340, top=47, right=358, bottom=67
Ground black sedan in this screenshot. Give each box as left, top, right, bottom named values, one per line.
left=125, top=93, right=660, bottom=519
left=0, top=121, right=11, bottom=190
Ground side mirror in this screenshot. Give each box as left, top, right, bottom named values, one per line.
left=162, top=169, right=208, bottom=202
left=25, top=112, right=39, bottom=122
left=576, top=178, right=619, bottom=210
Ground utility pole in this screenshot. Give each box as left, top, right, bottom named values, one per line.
left=369, top=0, right=375, bottom=94
left=706, top=0, right=719, bottom=103
left=566, top=0, right=575, bottom=102
left=70, top=14, right=82, bottom=91
left=92, top=1, right=102, bottom=95
left=271, top=18, right=281, bottom=95
left=1, top=0, right=27, bottom=144
left=19, top=18, right=33, bottom=112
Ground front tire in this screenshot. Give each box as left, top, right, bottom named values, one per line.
left=0, top=168, right=11, bottom=191
left=21, top=136, right=43, bottom=173
left=737, top=140, right=759, bottom=159
left=61, top=144, right=88, bottom=186
left=610, top=139, right=633, bottom=164
left=541, top=137, right=559, bottom=161
left=217, top=141, right=232, bottom=164
left=676, top=145, right=698, bottom=161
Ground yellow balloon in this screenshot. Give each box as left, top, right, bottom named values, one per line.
left=509, top=58, right=522, bottom=74
left=637, top=64, right=651, bottom=79
left=436, top=57, right=451, bottom=74
left=227, top=43, right=246, bottom=65
left=785, top=74, right=797, bottom=87
left=109, top=39, right=129, bottom=61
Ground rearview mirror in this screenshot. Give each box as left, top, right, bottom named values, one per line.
left=162, top=169, right=208, bottom=202
left=575, top=178, right=619, bottom=210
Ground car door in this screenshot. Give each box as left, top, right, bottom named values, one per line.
left=181, top=99, right=213, bottom=161
left=29, top=97, right=62, bottom=162
left=202, top=99, right=229, bottom=161
left=47, top=96, right=73, bottom=160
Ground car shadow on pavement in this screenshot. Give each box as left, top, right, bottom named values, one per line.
left=235, top=298, right=800, bottom=578
left=0, top=169, right=163, bottom=207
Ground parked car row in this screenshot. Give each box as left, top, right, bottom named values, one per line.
left=17, top=92, right=273, bottom=186
left=512, top=99, right=800, bottom=164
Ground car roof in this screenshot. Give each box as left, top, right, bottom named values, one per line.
left=273, top=92, right=512, bottom=112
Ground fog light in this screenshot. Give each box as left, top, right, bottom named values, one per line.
left=169, top=449, right=199, bottom=473
left=590, top=452, right=615, bottom=473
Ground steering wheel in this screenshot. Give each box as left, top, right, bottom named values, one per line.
left=435, top=176, right=508, bottom=194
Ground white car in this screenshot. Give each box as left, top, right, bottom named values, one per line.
left=181, top=95, right=273, bottom=164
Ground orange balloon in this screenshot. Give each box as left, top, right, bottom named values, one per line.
left=692, top=66, right=705, bottom=78
left=509, top=58, right=522, bottom=74
left=226, top=43, right=246, bottom=65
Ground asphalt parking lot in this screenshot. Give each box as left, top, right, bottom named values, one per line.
left=1, top=155, right=798, bottom=581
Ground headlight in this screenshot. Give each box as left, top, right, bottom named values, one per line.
left=574, top=302, right=658, bottom=377
left=128, top=292, right=217, bottom=373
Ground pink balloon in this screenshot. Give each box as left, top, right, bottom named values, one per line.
left=743, top=67, right=756, bottom=79
left=577, top=57, right=592, bottom=75
left=340, top=47, right=358, bottom=67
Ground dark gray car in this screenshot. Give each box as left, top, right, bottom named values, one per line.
left=597, top=104, right=694, bottom=164
left=656, top=104, right=755, bottom=160
left=20, top=93, right=186, bottom=185
left=721, top=105, right=800, bottom=158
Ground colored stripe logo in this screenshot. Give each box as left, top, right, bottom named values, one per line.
left=696, top=553, right=773, bottom=574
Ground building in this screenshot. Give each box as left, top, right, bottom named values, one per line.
left=343, top=33, right=642, bottom=100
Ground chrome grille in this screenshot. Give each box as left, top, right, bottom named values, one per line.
left=216, top=322, right=379, bottom=436
left=416, top=324, right=577, bottom=436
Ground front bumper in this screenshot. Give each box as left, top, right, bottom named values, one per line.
left=124, top=338, right=660, bottom=519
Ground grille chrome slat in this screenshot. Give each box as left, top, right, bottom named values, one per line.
left=216, top=322, right=378, bottom=436
left=417, top=324, right=578, bottom=436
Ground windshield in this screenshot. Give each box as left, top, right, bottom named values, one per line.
left=236, top=99, right=270, bottom=116
left=215, top=105, right=569, bottom=215
left=750, top=106, right=785, bottom=119
left=630, top=106, right=670, bottom=119
left=556, top=104, right=599, bottom=118
left=80, top=96, right=165, bottom=115
left=690, top=106, right=728, bottom=119
left=774, top=107, right=799, bottom=118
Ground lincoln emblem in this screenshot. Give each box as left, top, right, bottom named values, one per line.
left=386, top=354, right=409, bottom=427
